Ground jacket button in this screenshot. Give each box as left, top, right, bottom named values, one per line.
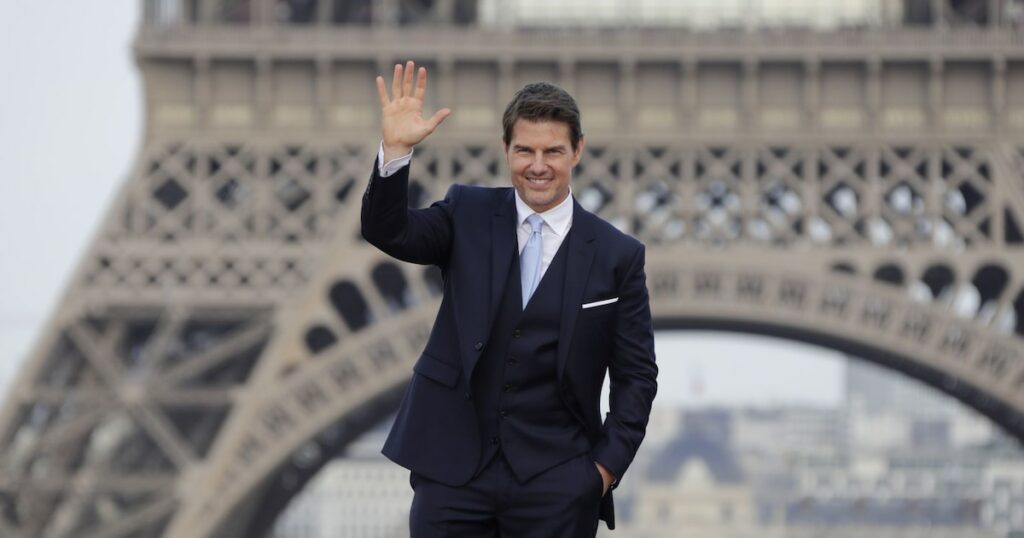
left=507, top=356, right=517, bottom=365
left=513, top=329, right=521, bottom=338
left=499, top=409, right=507, bottom=418
left=474, top=342, right=483, bottom=351
left=465, top=391, right=472, bottom=400
left=503, top=384, right=513, bottom=392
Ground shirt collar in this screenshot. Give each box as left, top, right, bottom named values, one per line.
left=514, top=187, right=574, bottom=237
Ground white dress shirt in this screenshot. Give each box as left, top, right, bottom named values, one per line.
left=513, top=187, right=573, bottom=282
left=376, top=142, right=574, bottom=282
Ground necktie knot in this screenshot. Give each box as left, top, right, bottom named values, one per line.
left=526, top=214, right=544, bottom=234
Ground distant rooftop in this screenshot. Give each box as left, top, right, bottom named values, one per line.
left=646, top=434, right=746, bottom=484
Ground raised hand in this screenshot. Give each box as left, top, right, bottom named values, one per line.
left=376, top=60, right=452, bottom=163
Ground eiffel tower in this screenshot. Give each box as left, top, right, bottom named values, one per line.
left=1, top=1, right=1023, bottom=536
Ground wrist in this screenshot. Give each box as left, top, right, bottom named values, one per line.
left=382, top=143, right=413, bottom=163
left=595, top=462, right=615, bottom=493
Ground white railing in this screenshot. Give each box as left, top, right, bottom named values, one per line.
left=140, top=0, right=1024, bottom=29
left=479, top=0, right=895, bottom=30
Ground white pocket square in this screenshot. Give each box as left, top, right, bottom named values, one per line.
left=582, top=297, right=618, bottom=309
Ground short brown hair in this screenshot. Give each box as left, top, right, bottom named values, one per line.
left=502, top=82, right=583, bottom=151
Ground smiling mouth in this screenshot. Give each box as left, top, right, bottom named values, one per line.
left=526, top=177, right=552, bottom=185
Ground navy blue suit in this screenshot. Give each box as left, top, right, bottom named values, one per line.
left=361, top=160, right=658, bottom=532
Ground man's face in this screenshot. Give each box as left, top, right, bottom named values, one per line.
left=504, top=119, right=583, bottom=214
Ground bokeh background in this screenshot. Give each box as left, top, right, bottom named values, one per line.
left=2, top=1, right=1024, bottom=537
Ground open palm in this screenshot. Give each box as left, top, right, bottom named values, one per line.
left=376, top=61, right=451, bottom=160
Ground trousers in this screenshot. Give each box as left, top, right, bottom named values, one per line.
left=408, top=450, right=603, bottom=537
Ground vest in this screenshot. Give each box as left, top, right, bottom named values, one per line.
left=471, top=227, right=590, bottom=482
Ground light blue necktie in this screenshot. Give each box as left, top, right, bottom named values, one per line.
left=520, top=214, right=544, bottom=308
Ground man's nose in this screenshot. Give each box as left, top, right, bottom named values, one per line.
left=529, top=152, right=546, bottom=172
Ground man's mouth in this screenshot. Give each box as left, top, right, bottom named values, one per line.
left=526, top=177, right=552, bottom=185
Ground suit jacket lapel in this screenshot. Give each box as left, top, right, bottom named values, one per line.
left=490, top=189, right=517, bottom=321
left=466, top=189, right=516, bottom=378
left=556, top=198, right=597, bottom=382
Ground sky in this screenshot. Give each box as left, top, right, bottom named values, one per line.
left=0, top=3, right=141, bottom=396
left=0, top=2, right=847, bottom=408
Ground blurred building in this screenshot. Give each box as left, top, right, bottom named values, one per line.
left=845, top=360, right=999, bottom=450
left=775, top=445, right=1022, bottom=537
left=615, top=406, right=1023, bottom=537
left=272, top=427, right=412, bottom=538
left=626, top=419, right=769, bottom=538
left=846, top=359, right=960, bottom=418
left=643, top=405, right=686, bottom=449
left=732, top=405, right=848, bottom=461
left=270, top=455, right=411, bottom=538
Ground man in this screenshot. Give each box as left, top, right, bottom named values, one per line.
left=361, top=60, right=658, bottom=536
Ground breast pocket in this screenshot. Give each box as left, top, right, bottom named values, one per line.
left=578, top=297, right=618, bottom=325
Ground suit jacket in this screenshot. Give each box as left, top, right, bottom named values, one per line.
left=361, top=160, right=658, bottom=528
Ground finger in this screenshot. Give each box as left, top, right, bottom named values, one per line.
left=402, top=60, right=415, bottom=98
left=426, top=108, right=452, bottom=132
left=391, top=63, right=401, bottom=101
left=376, top=76, right=389, bottom=108
left=414, top=66, right=427, bottom=101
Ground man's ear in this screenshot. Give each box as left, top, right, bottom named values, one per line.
left=572, top=135, right=585, bottom=166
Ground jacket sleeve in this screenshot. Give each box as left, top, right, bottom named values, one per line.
left=360, top=158, right=458, bottom=267
left=591, top=243, right=658, bottom=484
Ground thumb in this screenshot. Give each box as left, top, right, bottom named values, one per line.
left=427, top=108, right=452, bottom=132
